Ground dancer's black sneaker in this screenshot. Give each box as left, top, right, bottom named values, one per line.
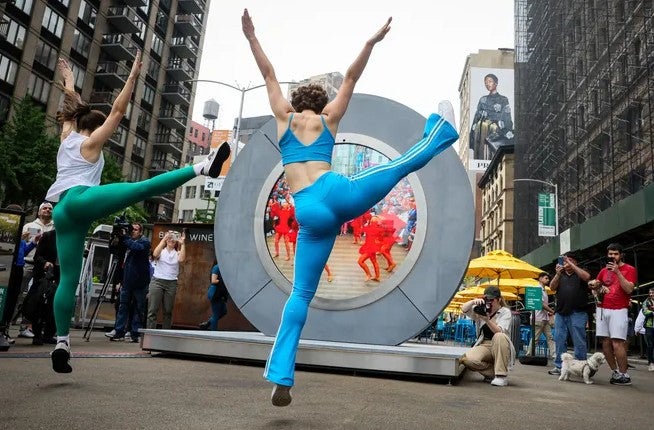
left=271, top=384, right=292, bottom=407
left=51, top=341, right=72, bottom=373
left=201, top=142, right=231, bottom=178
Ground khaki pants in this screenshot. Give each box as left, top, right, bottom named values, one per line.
left=527, top=320, right=555, bottom=358
left=462, top=332, right=511, bottom=377
left=147, top=278, right=178, bottom=329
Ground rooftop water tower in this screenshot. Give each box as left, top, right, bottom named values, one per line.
left=203, top=99, right=220, bottom=131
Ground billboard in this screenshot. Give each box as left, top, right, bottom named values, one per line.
left=468, top=67, right=515, bottom=161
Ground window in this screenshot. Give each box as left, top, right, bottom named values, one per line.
left=71, top=30, right=91, bottom=57
left=194, top=129, right=198, bottom=138
left=151, top=34, right=164, bottom=57
left=111, top=125, right=128, bottom=147
left=202, top=132, right=205, bottom=142
left=133, top=136, right=146, bottom=157
left=189, top=127, right=193, bottom=135
left=28, top=74, right=51, bottom=103
left=182, top=210, right=194, bottom=222
left=34, top=40, right=58, bottom=70
left=78, top=1, right=97, bottom=29
left=0, top=94, right=10, bottom=125
left=0, top=55, right=18, bottom=85
left=69, top=62, right=85, bottom=89
left=137, top=109, right=152, bottom=130
left=14, top=0, right=33, bottom=14
left=129, top=164, right=143, bottom=182
left=147, top=58, right=160, bottom=80
left=3, top=17, right=26, bottom=49
left=142, top=84, right=155, bottom=106
left=42, top=7, right=65, bottom=38
left=185, top=186, right=197, bottom=199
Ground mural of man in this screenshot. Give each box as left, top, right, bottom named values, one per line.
left=469, top=73, right=514, bottom=160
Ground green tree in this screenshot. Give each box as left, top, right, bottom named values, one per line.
left=0, top=97, right=59, bottom=208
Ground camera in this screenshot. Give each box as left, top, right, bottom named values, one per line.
left=109, top=214, right=132, bottom=257
left=601, top=256, right=616, bottom=266
left=473, top=300, right=492, bottom=316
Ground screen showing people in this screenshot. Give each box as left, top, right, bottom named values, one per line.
left=0, top=212, right=22, bottom=290
left=263, top=144, right=417, bottom=300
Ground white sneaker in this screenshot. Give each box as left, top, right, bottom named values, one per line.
left=490, top=376, right=508, bottom=387
left=648, top=363, right=654, bottom=372
left=271, top=384, right=292, bottom=407
left=200, top=142, right=231, bottom=178
left=437, top=100, right=456, bottom=129
left=125, top=331, right=131, bottom=339
left=19, top=328, right=35, bottom=338
left=51, top=341, right=72, bottom=373
left=104, top=329, right=116, bottom=338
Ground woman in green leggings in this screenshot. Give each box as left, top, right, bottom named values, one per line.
left=46, top=53, right=230, bottom=373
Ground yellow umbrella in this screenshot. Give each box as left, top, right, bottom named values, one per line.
left=458, top=286, right=519, bottom=300
left=466, top=250, right=543, bottom=280
left=477, top=278, right=554, bottom=295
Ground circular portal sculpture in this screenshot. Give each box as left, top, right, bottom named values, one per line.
left=215, top=94, right=474, bottom=345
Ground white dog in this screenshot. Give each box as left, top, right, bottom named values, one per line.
left=559, top=352, right=606, bottom=384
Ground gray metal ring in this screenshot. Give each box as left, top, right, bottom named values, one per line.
left=215, top=94, right=474, bottom=345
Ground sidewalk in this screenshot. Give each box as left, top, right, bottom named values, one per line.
left=1, top=328, right=653, bottom=430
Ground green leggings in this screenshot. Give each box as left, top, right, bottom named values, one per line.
left=52, top=166, right=196, bottom=336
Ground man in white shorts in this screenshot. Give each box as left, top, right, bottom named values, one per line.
left=589, top=243, right=637, bottom=386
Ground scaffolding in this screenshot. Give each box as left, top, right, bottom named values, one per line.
left=514, top=0, right=654, bottom=257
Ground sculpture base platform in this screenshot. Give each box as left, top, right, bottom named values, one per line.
left=141, top=330, right=467, bottom=382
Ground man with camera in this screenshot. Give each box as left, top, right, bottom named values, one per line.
left=107, top=223, right=151, bottom=342
left=460, top=286, right=515, bottom=387
left=548, top=252, right=591, bottom=376
left=588, top=243, right=637, bottom=385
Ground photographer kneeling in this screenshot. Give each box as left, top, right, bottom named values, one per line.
left=460, top=286, right=515, bottom=387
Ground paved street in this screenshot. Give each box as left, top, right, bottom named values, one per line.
left=1, top=328, right=652, bottom=430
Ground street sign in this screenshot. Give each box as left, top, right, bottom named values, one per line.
left=524, top=286, right=542, bottom=310
left=538, top=193, right=556, bottom=237
left=205, top=176, right=225, bottom=194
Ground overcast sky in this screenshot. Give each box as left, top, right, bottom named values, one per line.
left=191, top=0, right=515, bottom=130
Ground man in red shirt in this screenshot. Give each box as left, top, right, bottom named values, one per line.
left=589, top=243, right=637, bottom=386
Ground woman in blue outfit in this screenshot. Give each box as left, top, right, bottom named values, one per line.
left=242, top=9, right=459, bottom=406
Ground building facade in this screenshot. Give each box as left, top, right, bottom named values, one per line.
left=0, top=0, right=210, bottom=222
left=287, top=72, right=344, bottom=102
left=457, top=49, right=515, bottom=257
left=515, top=0, right=654, bottom=282
left=478, top=144, right=515, bottom=255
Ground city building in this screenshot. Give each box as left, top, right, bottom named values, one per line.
left=514, top=0, right=654, bottom=282
left=0, top=0, right=210, bottom=222
left=457, top=48, right=515, bottom=257
left=186, top=119, right=210, bottom=163
left=478, top=143, right=515, bottom=255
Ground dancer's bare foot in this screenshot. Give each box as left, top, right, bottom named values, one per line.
left=371, top=277, right=381, bottom=282
left=284, top=256, right=290, bottom=261
left=273, top=254, right=279, bottom=258
left=386, top=263, right=396, bottom=272
left=327, top=275, right=333, bottom=282
left=365, top=276, right=372, bottom=282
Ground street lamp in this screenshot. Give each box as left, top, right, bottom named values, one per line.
left=513, top=178, right=558, bottom=236
left=186, top=79, right=296, bottom=158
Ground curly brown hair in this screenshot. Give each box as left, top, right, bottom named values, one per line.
left=56, top=89, right=106, bottom=132
left=290, top=84, right=328, bottom=113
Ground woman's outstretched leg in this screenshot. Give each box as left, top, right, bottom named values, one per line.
left=334, top=101, right=458, bottom=221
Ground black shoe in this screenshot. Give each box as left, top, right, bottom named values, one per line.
left=108, top=333, right=125, bottom=342
left=610, top=375, right=632, bottom=386
left=201, top=143, right=231, bottom=178
left=43, top=337, right=57, bottom=345
left=32, top=337, right=44, bottom=346
left=51, top=341, right=72, bottom=373
left=198, top=320, right=210, bottom=330
left=129, top=336, right=139, bottom=343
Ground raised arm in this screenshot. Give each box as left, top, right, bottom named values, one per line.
left=81, top=51, right=142, bottom=162
left=57, top=58, right=81, bottom=140
left=322, top=17, right=392, bottom=122
left=242, top=9, right=293, bottom=119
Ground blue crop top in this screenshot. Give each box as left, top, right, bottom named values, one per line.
left=279, top=114, right=335, bottom=165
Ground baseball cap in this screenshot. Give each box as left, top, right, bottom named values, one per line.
left=483, top=286, right=502, bottom=299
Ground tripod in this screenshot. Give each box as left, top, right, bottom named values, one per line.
left=82, top=253, right=119, bottom=341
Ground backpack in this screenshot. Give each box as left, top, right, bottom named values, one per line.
left=23, top=271, right=57, bottom=322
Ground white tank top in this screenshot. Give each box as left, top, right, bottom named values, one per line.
left=46, top=132, right=104, bottom=202
left=153, top=248, right=180, bottom=280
